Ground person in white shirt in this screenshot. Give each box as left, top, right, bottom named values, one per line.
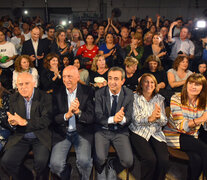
left=0, top=28, right=17, bottom=69
left=129, top=73, right=169, bottom=180
left=11, top=26, right=25, bottom=55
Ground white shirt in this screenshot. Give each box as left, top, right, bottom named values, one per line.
left=108, top=89, right=126, bottom=125
left=0, top=41, right=17, bottom=68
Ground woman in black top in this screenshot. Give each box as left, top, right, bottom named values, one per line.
left=50, top=29, right=73, bottom=64
left=124, top=56, right=140, bottom=91
left=40, top=53, right=62, bottom=93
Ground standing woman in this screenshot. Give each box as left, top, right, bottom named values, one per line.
left=164, top=73, right=207, bottom=180
left=13, top=55, right=39, bottom=89
left=129, top=73, right=169, bottom=180
left=50, top=29, right=73, bottom=64
left=76, top=34, right=99, bottom=70
left=40, top=53, right=62, bottom=93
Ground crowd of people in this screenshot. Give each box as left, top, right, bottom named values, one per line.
left=0, top=14, right=207, bottom=180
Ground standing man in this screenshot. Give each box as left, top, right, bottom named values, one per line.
left=1, top=72, right=52, bottom=180
left=50, top=66, right=94, bottom=180
left=11, top=26, right=25, bottom=55
left=168, top=25, right=195, bottom=69
left=21, top=26, right=47, bottom=72
left=95, top=67, right=134, bottom=179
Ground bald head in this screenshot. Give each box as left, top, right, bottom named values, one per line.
left=31, top=27, right=40, bottom=41
left=17, top=72, right=36, bottom=100
left=63, top=65, right=80, bottom=92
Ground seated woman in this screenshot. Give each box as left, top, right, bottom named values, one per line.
left=40, top=53, right=62, bottom=93
left=99, top=33, right=119, bottom=67
left=13, top=55, right=38, bottom=89
left=125, top=32, right=144, bottom=69
left=90, top=55, right=108, bottom=89
left=164, top=73, right=207, bottom=180
left=76, top=34, right=99, bottom=70
left=129, top=73, right=169, bottom=180
left=0, top=81, right=11, bottom=152
left=124, top=56, right=140, bottom=91
left=73, top=57, right=89, bottom=85
left=167, top=56, right=192, bottom=93
left=197, top=60, right=207, bottom=79
left=50, top=29, right=73, bottom=64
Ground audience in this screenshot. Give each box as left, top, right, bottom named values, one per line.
left=0, top=12, right=206, bottom=179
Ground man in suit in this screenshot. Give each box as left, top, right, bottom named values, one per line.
left=21, top=26, right=48, bottom=72
left=95, top=67, right=134, bottom=180
left=1, top=72, right=52, bottom=180
left=50, top=65, right=94, bottom=180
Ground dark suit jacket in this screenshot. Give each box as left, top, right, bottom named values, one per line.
left=21, top=39, right=48, bottom=68
left=52, top=84, right=94, bottom=145
left=95, top=86, right=134, bottom=132
left=5, top=89, right=52, bottom=150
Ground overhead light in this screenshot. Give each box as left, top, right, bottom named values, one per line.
left=196, top=20, right=206, bottom=28
left=61, top=20, right=67, bottom=26
left=24, top=10, right=28, bottom=15
left=68, top=20, right=72, bottom=24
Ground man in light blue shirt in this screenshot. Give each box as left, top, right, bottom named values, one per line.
left=50, top=66, right=94, bottom=180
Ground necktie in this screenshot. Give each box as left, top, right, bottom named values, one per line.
left=110, top=95, right=117, bottom=116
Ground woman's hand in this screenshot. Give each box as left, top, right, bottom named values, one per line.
left=148, top=104, right=161, bottom=122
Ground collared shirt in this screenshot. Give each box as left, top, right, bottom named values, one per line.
left=129, top=93, right=168, bottom=143
left=24, top=89, right=36, bottom=139
left=64, top=87, right=77, bottom=132
left=108, top=89, right=126, bottom=125
left=169, top=37, right=195, bottom=61
left=31, top=39, right=39, bottom=67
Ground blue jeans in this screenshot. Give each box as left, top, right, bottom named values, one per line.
left=0, top=128, right=10, bottom=152
left=50, top=131, right=93, bottom=180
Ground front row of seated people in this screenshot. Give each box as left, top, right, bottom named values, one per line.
left=0, top=66, right=207, bottom=180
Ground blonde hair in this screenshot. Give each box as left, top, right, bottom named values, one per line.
left=71, top=28, right=83, bottom=41
left=91, top=54, right=107, bottom=72
left=124, top=57, right=138, bottom=67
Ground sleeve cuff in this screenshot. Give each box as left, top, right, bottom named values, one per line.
left=183, top=120, right=191, bottom=132
left=64, top=113, right=68, bottom=121
left=108, top=116, right=115, bottom=124
left=119, top=116, right=126, bottom=125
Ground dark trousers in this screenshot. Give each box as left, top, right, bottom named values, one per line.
left=130, top=132, right=169, bottom=180
left=180, top=133, right=207, bottom=180
left=1, top=138, right=50, bottom=180
left=94, top=130, right=133, bottom=174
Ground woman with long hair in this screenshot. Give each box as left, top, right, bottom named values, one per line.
left=13, top=55, right=38, bottom=89
left=40, top=53, right=62, bottom=93
left=164, top=73, right=207, bottom=180
left=50, top=29, right=73, bottom=64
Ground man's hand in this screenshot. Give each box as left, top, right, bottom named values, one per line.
left=7, top=112, right=28, bottom=126
left=30, top=55, right=36, bottom=61
left=114, top=107, right=125, bottom=123
left=70, top=98, right=80, bottom=115
left=37, top=53, right=44, bottom=60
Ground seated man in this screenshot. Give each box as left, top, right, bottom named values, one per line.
left=50, top=65, right=94, bottom=180
left=1, top=72, right=52, bottom=180
left=95, top=67, right=134, bottom=180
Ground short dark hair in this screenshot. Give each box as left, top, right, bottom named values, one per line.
left=108, top=67, right=125, bottom=80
